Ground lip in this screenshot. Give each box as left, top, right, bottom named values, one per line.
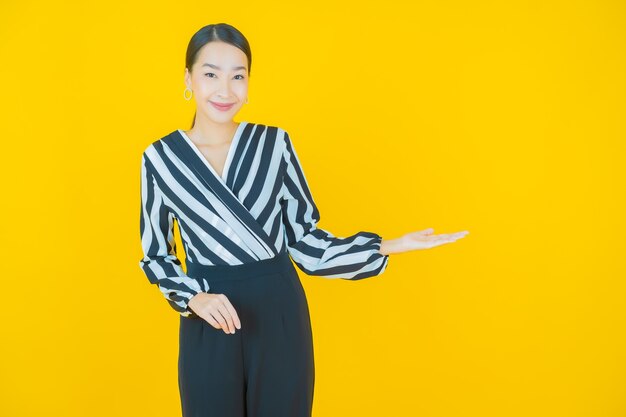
left=210, top=101, right=235, bottom=111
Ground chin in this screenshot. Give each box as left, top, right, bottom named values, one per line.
left=205, top=110, right=239, bottom=122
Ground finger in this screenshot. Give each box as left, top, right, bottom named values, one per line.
left=434, top=231, right=468, bottom=240
left=219, top=311, right=235, bottom=334
left=220, top=295, right=242, bottom=330
left=420, top=227, right=435, bottom=235
left=210, top=309, right=230, bottom=334
left=217, top=295, right=237, bottom=333
left=429, top=233, right=452, bottom=241
left=204, top=314, right=222, bottom=330
left=434, top=237, right=456, bottom=246
left=218, top=311, right=234, bottom=334
left=216, top=303, right=237, bottom=335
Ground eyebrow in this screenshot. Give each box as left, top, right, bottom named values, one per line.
left=201, top=63, right=247, bottom=71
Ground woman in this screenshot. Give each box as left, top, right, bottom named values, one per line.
left=138, top=22, right=469, bottom=417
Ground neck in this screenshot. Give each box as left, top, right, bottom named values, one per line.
left=188, top=115, right=239, bottom=145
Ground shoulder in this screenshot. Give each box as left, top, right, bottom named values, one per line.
left=141, top=130, right=179, bottom=160
left=271, top=125, right=295, bottom=155
left=271, top=124, right=290, bottom=138
left=244, top=121, right=292, bottom=151
left=245, top=120, right=289, bottom=137
left=275, top=125, right=296, bottom=151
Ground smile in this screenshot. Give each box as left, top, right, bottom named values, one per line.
left=210, top=101, right=235, bottom=111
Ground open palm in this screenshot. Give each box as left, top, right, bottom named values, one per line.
left=401, top=227, right=469, bottom=251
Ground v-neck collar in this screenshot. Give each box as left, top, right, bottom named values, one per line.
left=165, top=123, right=278, bottom=259
left=177, top=121, right=248, bottom=184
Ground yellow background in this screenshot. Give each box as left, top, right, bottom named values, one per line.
left=1, top=1, right=625, bottom=416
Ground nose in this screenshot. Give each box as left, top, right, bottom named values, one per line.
left=216, top=80, right=234, bottom=99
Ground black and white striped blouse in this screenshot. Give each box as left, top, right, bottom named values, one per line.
left=139, top=121, right=390, bottom=317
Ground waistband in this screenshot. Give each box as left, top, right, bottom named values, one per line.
left=186, top=250, right=293, bottom=283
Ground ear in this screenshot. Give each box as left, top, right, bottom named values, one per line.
left=184, top=68, right=192, bottom=88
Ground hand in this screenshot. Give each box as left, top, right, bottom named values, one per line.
left=380, top=228, right=469, bottom=255
left=188, top=292, right=242, bottom=335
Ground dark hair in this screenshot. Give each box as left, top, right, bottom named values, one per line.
left=185, top=23, right=252, bottom=129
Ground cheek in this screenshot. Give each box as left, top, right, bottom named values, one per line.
left=193, top=81, right=214, bottom=96
left=232, top=83, right=248, bottom=98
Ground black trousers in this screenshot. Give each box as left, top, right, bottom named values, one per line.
left=179, top=250, right=315, bottom=417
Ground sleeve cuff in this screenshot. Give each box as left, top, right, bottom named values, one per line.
left=177, top=288, right=202, bottom=318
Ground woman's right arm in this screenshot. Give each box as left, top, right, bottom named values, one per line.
left=138, top=151, right=204, bottom=317
left=138, top=149, right=241, bottom=334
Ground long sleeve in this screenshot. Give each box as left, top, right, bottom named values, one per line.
left=138, top=152, right=204, bottom=317
left=279, top=131, right=390, bottom=279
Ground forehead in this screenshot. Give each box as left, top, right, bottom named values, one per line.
left=196, top=41, right=247, bottom=69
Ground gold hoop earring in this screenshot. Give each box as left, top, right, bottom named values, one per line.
left=184, top=87, right=193, bottom=101
left=245, top=97, right=249, bottom=104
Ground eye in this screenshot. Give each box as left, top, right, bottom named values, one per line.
left=235, top=74, right=245, bottom=80
left=205, top=73, right=216, bottom=78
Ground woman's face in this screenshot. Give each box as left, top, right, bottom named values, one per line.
left=185, top=41, right=249, bottom=124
